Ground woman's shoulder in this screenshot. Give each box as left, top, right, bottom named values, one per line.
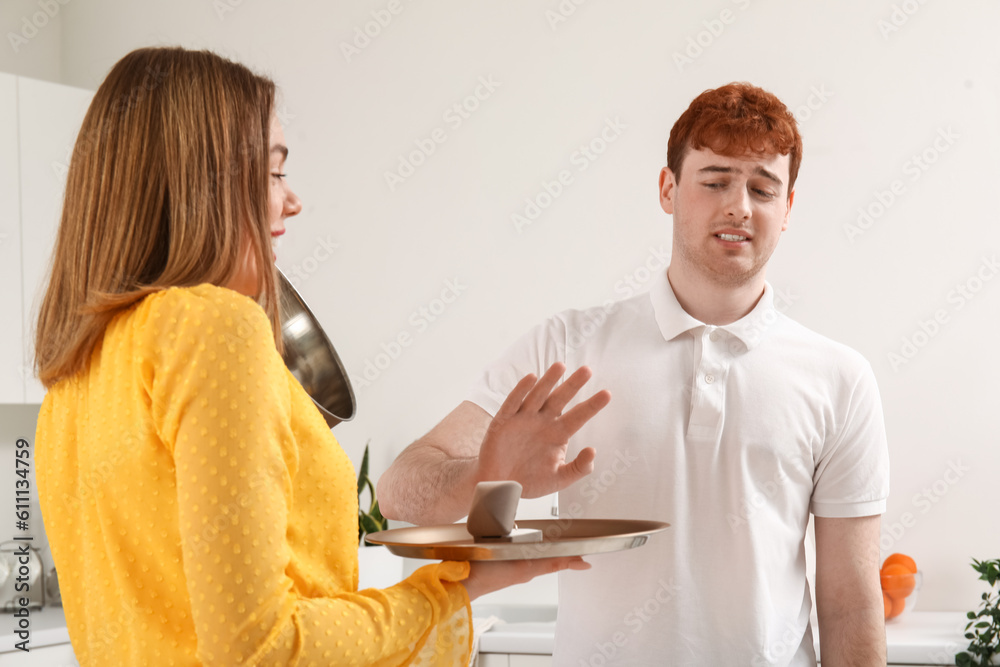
left=129, top=283, right=273, bottom=351
left=139, top=282, right=262, bottom=312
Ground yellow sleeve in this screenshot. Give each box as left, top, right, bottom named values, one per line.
left=140, top=286, right=472, bottom=666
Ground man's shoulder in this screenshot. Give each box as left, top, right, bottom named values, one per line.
left=549, top=289, right=653, bottom=331
left=770, top=311, right=873, bottom=375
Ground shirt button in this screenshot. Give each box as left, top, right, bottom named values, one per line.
left=705, top=374, right=715, bottom=384
left=709, top=331, right=720, bottom=342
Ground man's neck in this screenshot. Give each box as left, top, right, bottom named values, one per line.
left=666, top=264, right=766, bottom=326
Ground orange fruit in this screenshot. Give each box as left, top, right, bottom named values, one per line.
left=884, top=591, right=906, bottom=619
left=880, top=563, right=916, bottom=600
left=882, top=553, right=917, bottom=574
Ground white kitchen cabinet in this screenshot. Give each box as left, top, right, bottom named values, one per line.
left=0, top=75, right=93, bottom=404
left=17, top=77, right=93, bottom=403
left=479, top=654, right=553, bottom=666
left=0, top=73, right=24, bottom=403
left=510, top=656, right=552, bottom=666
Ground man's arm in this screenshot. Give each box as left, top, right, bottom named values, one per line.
left=814, top=515, right=886, bottom=666
left=377, top=363, right=611, bottom=525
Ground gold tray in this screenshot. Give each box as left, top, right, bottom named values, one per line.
left=364, top=519, right=669, bottom=561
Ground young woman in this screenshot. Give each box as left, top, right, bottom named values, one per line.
left=33, top=47, right=586, bottom=666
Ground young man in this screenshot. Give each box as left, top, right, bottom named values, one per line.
left=379, top=83, right=890, bottom=666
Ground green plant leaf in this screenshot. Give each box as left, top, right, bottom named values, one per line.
left=371, top=499, right=387, bottom=529
left=363, top=476, right=377, bottom=513
left=955, top=652, right=970, bottom=667
left=357, top=442, right=371, bottom=497
left=360, top=513, right=381, bottom=536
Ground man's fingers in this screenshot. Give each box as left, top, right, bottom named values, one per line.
left=559, top=390, right=611, bottom=436
left=520, top=362, right=566, bottom=413
left=541, top=365, right=594, bottom=415
left=557, top=446, right=596, bottom=486
left=493, top=373, right=538, bottom=424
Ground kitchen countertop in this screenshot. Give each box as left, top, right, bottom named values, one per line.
left=472, top=605, right=972, bottom=664
left=0, top=605, right=972, bottom=663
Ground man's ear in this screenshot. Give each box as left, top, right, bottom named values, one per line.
left=782, top=190, right=795, bottom=231
left=659, top=167, right=677, bottom=215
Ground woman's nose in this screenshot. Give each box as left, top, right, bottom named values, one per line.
left=284, top=187, right=302, bottom=218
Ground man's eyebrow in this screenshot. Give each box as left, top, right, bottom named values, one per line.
left=754, top=166, right=783, bottom=186
left=271, top=144, right=288, bottom=159
left=697, top=165, right=736, bottom=175
left=696, top=164, right=783, bottom=186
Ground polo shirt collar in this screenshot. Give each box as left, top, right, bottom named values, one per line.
left=650, top=270, right=777, bottom=351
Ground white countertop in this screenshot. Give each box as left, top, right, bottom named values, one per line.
left=0, top=605, right=972, bottom=663
left=473, top=605, right=971, bottom=664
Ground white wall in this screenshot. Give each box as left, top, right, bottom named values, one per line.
left=9, top=0, right=1000, bottom=612
left=0, top=0, right=64, bottom=81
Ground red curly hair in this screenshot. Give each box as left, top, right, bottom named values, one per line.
left=667, top=82, right=802, bottom=196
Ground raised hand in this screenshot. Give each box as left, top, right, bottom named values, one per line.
left=475, top=363, right=611, bottom=499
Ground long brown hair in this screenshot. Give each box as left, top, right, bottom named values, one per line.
left=35, top=47, right=281, bottom=388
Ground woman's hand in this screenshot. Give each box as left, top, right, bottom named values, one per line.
left=462, top=556, right=591, bottom=601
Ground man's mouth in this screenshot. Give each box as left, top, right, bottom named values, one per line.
left=716, top=233, right=749, bottom=242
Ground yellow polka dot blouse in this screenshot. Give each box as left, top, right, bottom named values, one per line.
left=36, top=284, right=472, bottom=666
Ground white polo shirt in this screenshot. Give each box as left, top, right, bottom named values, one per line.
left=467, top=271, right=889, bottom=666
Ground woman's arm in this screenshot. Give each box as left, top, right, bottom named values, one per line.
left=146, top=286, right=473, bottom=665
